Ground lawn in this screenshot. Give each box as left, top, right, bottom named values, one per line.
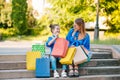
left=1, top=31, right=120, bottom=45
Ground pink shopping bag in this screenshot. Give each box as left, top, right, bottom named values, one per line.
left=51, top=38, right=69, bottom=58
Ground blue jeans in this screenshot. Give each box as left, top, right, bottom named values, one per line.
left=50, top=56, right=67, bottom=70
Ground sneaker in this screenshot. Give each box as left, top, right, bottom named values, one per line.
left=54, top=72, right=59, bottom=78
left=61, top=71, right=67, bottom=78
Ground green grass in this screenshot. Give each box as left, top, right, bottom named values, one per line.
left=3, top=35, right=48, bottom=41
left=1, top=31, right=120, bottom=45
left=5, top=35, right=120, bottom=45
left=91, top=38, right=120, bottom=45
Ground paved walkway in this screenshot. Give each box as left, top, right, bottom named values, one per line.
left=0, top=40, right=49, bottom=55
left=0, top=40, right=41, bottom=48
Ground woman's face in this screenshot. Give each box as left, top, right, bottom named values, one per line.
left=53, top=26, right=60, bottom=34
left=73, top=22, right=80, bottom=31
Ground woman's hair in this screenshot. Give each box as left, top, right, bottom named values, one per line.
left=75, top=18, right=86, bottom=37
left=49, top=24, right=59, bottom=33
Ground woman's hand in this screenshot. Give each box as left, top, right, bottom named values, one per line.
left=70, top=45, right=75, bottom=47
left=74, top=28, right=78, bottom=32
left=72, top=30, right=77, bottom=37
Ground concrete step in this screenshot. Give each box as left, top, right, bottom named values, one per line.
left=4, top=74, right=120, bottom=80
left=80, top=66, right=120, bottom=76
left=0, top=59, right=119, bottom=70
left=0, top=70, right=34, bottom=79
left=0, top=52, right=112, bottom=61
left=0, top=55, right=26, bottom=61
left=91, top=52, right=112, bottom=59
left=91, top=48, right=112, bottom=52
left=0, top=61, right=26, bottom=70
left=0, top=66, right=120, bottom=79
left=80, top=59, right=120, bottom=67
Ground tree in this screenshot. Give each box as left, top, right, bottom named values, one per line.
left=40, top=0, right=120, bottom=34
left=100, top=0, right=120, bottom=33
left=11, top=0, right=28, bottom=35
left=0, top=0, right=12, bottom=29
left=36, top=0, right=96, bottom=36
left=46, top=0, right=96, bottom=29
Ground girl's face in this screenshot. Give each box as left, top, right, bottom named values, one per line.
left=53, top=26, right=60, bottom=34
left=73, top=22, right=80, bottom=31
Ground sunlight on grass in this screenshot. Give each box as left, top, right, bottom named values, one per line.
left=91, top=32, right=120, bottom=45
left=5, top=33, right=67, bottom=42
left=91, top=38, right=120, bottom=45
left=2, top=30, right=120, bottom=45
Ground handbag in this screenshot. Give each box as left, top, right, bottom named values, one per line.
left=59, top=47, right=76, bottom=64
left=32, top=44, right=45, bottom=57
left=51, top=38, right=69, bottom=58
left=26, top=51, right=41, bottom=70
left=35, top=57, right=50, bottom=78
left=73, top=46, right=90, bottom=65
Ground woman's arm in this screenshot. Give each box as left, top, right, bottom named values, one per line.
left=66, top=29, right=72, bottom=41
left=83, top=33, right=90, bottom=51
left=66, top=28, right=76, bottom=42
left=71, top=33, right=90, bottom=50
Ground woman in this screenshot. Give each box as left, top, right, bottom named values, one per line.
left=66, top=18, right=90, bottom=77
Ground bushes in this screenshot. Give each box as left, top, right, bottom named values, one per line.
left=26, top=28, right=40, bottom=36
left=11, top=0, right=28, bottom=35
left=0, top=28, right=17, bottom=40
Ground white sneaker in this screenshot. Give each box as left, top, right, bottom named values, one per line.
left=61, top=71, right=67, bottom=78
left=54, top=72, right=59, bottom=78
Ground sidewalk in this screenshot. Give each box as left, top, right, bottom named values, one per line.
left=0, top=40, right=49, bottom=55
left=0, top=40, right=43, bottom=48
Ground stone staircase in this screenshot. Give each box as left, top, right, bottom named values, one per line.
left=0, top=48, right=120, bottom=80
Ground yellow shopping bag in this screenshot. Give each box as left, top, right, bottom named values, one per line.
left=26, top=51, right=41, bottom=70
left=60, top=47, right=76, bottom=64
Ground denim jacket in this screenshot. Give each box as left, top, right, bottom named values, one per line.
left=66, top=28, right=90, bottom=51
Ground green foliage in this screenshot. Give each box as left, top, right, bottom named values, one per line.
left=100, top=0, right=120, bottom=33
left=27, top=9, right=36, bottom=28
left=38, top=0, right=96, bottom=36
left=0, top=0, right=12, bottom=28
left=0, top=28, right=17, bottom=40
left=1, top=0, right=120, bottom=40
left=11, top=0, right=28, bottom=35
left=26, top=8, right=38, bottom=35
left=38, top=0, right=120, bottom=35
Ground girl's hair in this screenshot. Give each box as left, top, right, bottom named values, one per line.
left=49, top=24, right=59, bottom=33
left=75, top=18, right=86, bottom=38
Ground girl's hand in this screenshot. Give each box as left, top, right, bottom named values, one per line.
left=54, top=32, right=59, bottom=38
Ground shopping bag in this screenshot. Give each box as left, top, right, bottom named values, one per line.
left=26, top=51, right=41, bottom=70
left=73, top=46, right=89, bottom=65
left=35, top=57, right=50, bottom=78
left=59, top=47, right=76, bottom=64
left=51, top=38, right=69, bottom=58
left=32, top=44, right=45, bottom=57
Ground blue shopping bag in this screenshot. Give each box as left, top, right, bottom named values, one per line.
left=35, top=57, right=50, bottom=78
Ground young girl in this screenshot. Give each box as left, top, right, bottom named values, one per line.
left=46, top=24, right=67, bottom=78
